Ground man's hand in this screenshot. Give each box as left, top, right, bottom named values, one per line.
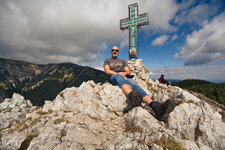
left=118, top=72, right=127, bottom=79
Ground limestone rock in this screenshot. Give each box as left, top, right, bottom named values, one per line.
left=0, top=93, right=36, bottom=129
left=168, top=103, right=203, bottom=140
left=1, top=131, right=28, bottom=150
left=125, top=107, right=172, bottom=142
left=197, top=102, right=225, bottom=149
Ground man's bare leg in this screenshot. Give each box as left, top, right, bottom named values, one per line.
left=121, top=84, right=132, bottom=95
left=143, top=95, right=153, bottom=104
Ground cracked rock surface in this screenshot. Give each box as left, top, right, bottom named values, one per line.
left=0, top=79, right=225, bottom=150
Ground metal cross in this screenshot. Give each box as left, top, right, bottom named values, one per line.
left=120, top=3, right=149, bottom=59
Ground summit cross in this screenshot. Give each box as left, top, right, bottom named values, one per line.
left=120, top=3, right=149, bottom=59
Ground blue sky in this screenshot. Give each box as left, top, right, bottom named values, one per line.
left=0, top=0, right=225, bottom=81
left=115, top=0, right=225, bottom=67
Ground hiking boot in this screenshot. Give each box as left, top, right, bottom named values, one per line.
left=127, top=90, right=142, bottom=107
left=123, top=90, right=142, bottom=113
left=123, top=105, right=133, bottom=114
left=150, top=99, right=176, bottom=121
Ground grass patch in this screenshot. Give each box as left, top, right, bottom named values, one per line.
left=154, top=136, right=186, bottom=150
left=136, top=138, right=146, bottom=145
left=54, top=117, right=66, bottom=124
left=29, top=117, right=41, bottom=128
left=63, top=110, right=73, bottom=113
left=0, top=127, right=9, bottom=132
left=60, top=129, right=67, bottom=137
left=12, top=117, right=40, bottom=132
left=124, top=118, right=142, bottom=133
left=13, top=119, right=29, bottom=132
left=36, top=110, right=51, bottom=115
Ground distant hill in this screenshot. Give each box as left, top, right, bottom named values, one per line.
left=172, top=79, right=212, bottom=88
left=0, top=58, right=108, bottom=105
left=173, top=79, right=225, bottom=106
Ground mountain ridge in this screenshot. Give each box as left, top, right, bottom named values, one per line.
left=0, top=58, right=108, bottom=105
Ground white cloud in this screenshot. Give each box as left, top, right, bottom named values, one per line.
left=171, top=34, right=178, bottom=41
left=175, top=3, right=219, bottom=26
left=175, top=12, right=225, bottom=65
left=151, top=35, right=169, bottom=46
left=0, top=0, right=178, bottom=65
left=149, top=64, right=225, bottom=81
left=119, top=39, right=129, bottom=50
left=142, top=0, right=178, bottom=32
left=176, top=0, right=195, bottom=11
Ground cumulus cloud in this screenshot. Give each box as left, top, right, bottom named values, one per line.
left=149, top=64, right=225, bottom=81
left=175, top=2, right=220, bottom=26
left=0, top=0, right=121, bottom=65
left=175, top=12, right=225, bottom=65
left=151, top=35, right=169, bottom=46
left=0, top=0, right=178, bottom=65
left=141, top=0, right=178, bottom=32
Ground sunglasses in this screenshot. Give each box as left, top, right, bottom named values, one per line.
left=112, top=49, right=119, bottom=52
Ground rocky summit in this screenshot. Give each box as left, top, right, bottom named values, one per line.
left=0, top=78, right=225, bottom=150
left=0, top=59, right=225, bottom=150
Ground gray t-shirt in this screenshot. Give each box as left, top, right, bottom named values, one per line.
left=103, top=57, right=128, bottom=73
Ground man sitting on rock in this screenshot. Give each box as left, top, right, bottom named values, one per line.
left=103, top=46, right=175, bottom=121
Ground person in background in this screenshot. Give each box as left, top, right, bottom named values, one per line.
left=158, top=74, right=171, bottom=85
left=103, top=46, right=175, bottom=121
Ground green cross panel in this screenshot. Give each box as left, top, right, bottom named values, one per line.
left=120, top=3, right=149, bottom=59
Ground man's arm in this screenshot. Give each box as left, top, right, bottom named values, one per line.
left=117, top=66, right=131, bottom=79
left=104, top=65, right=118, bottom=76
left=104, top=65, right=130, bottom=78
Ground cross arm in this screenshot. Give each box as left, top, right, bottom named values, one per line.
left=120, top=18, right=131, bottom=30
left=136, top=13, right=149, bottom=26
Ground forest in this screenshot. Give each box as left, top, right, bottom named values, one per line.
left=173, top=79, right=225, bottom=106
